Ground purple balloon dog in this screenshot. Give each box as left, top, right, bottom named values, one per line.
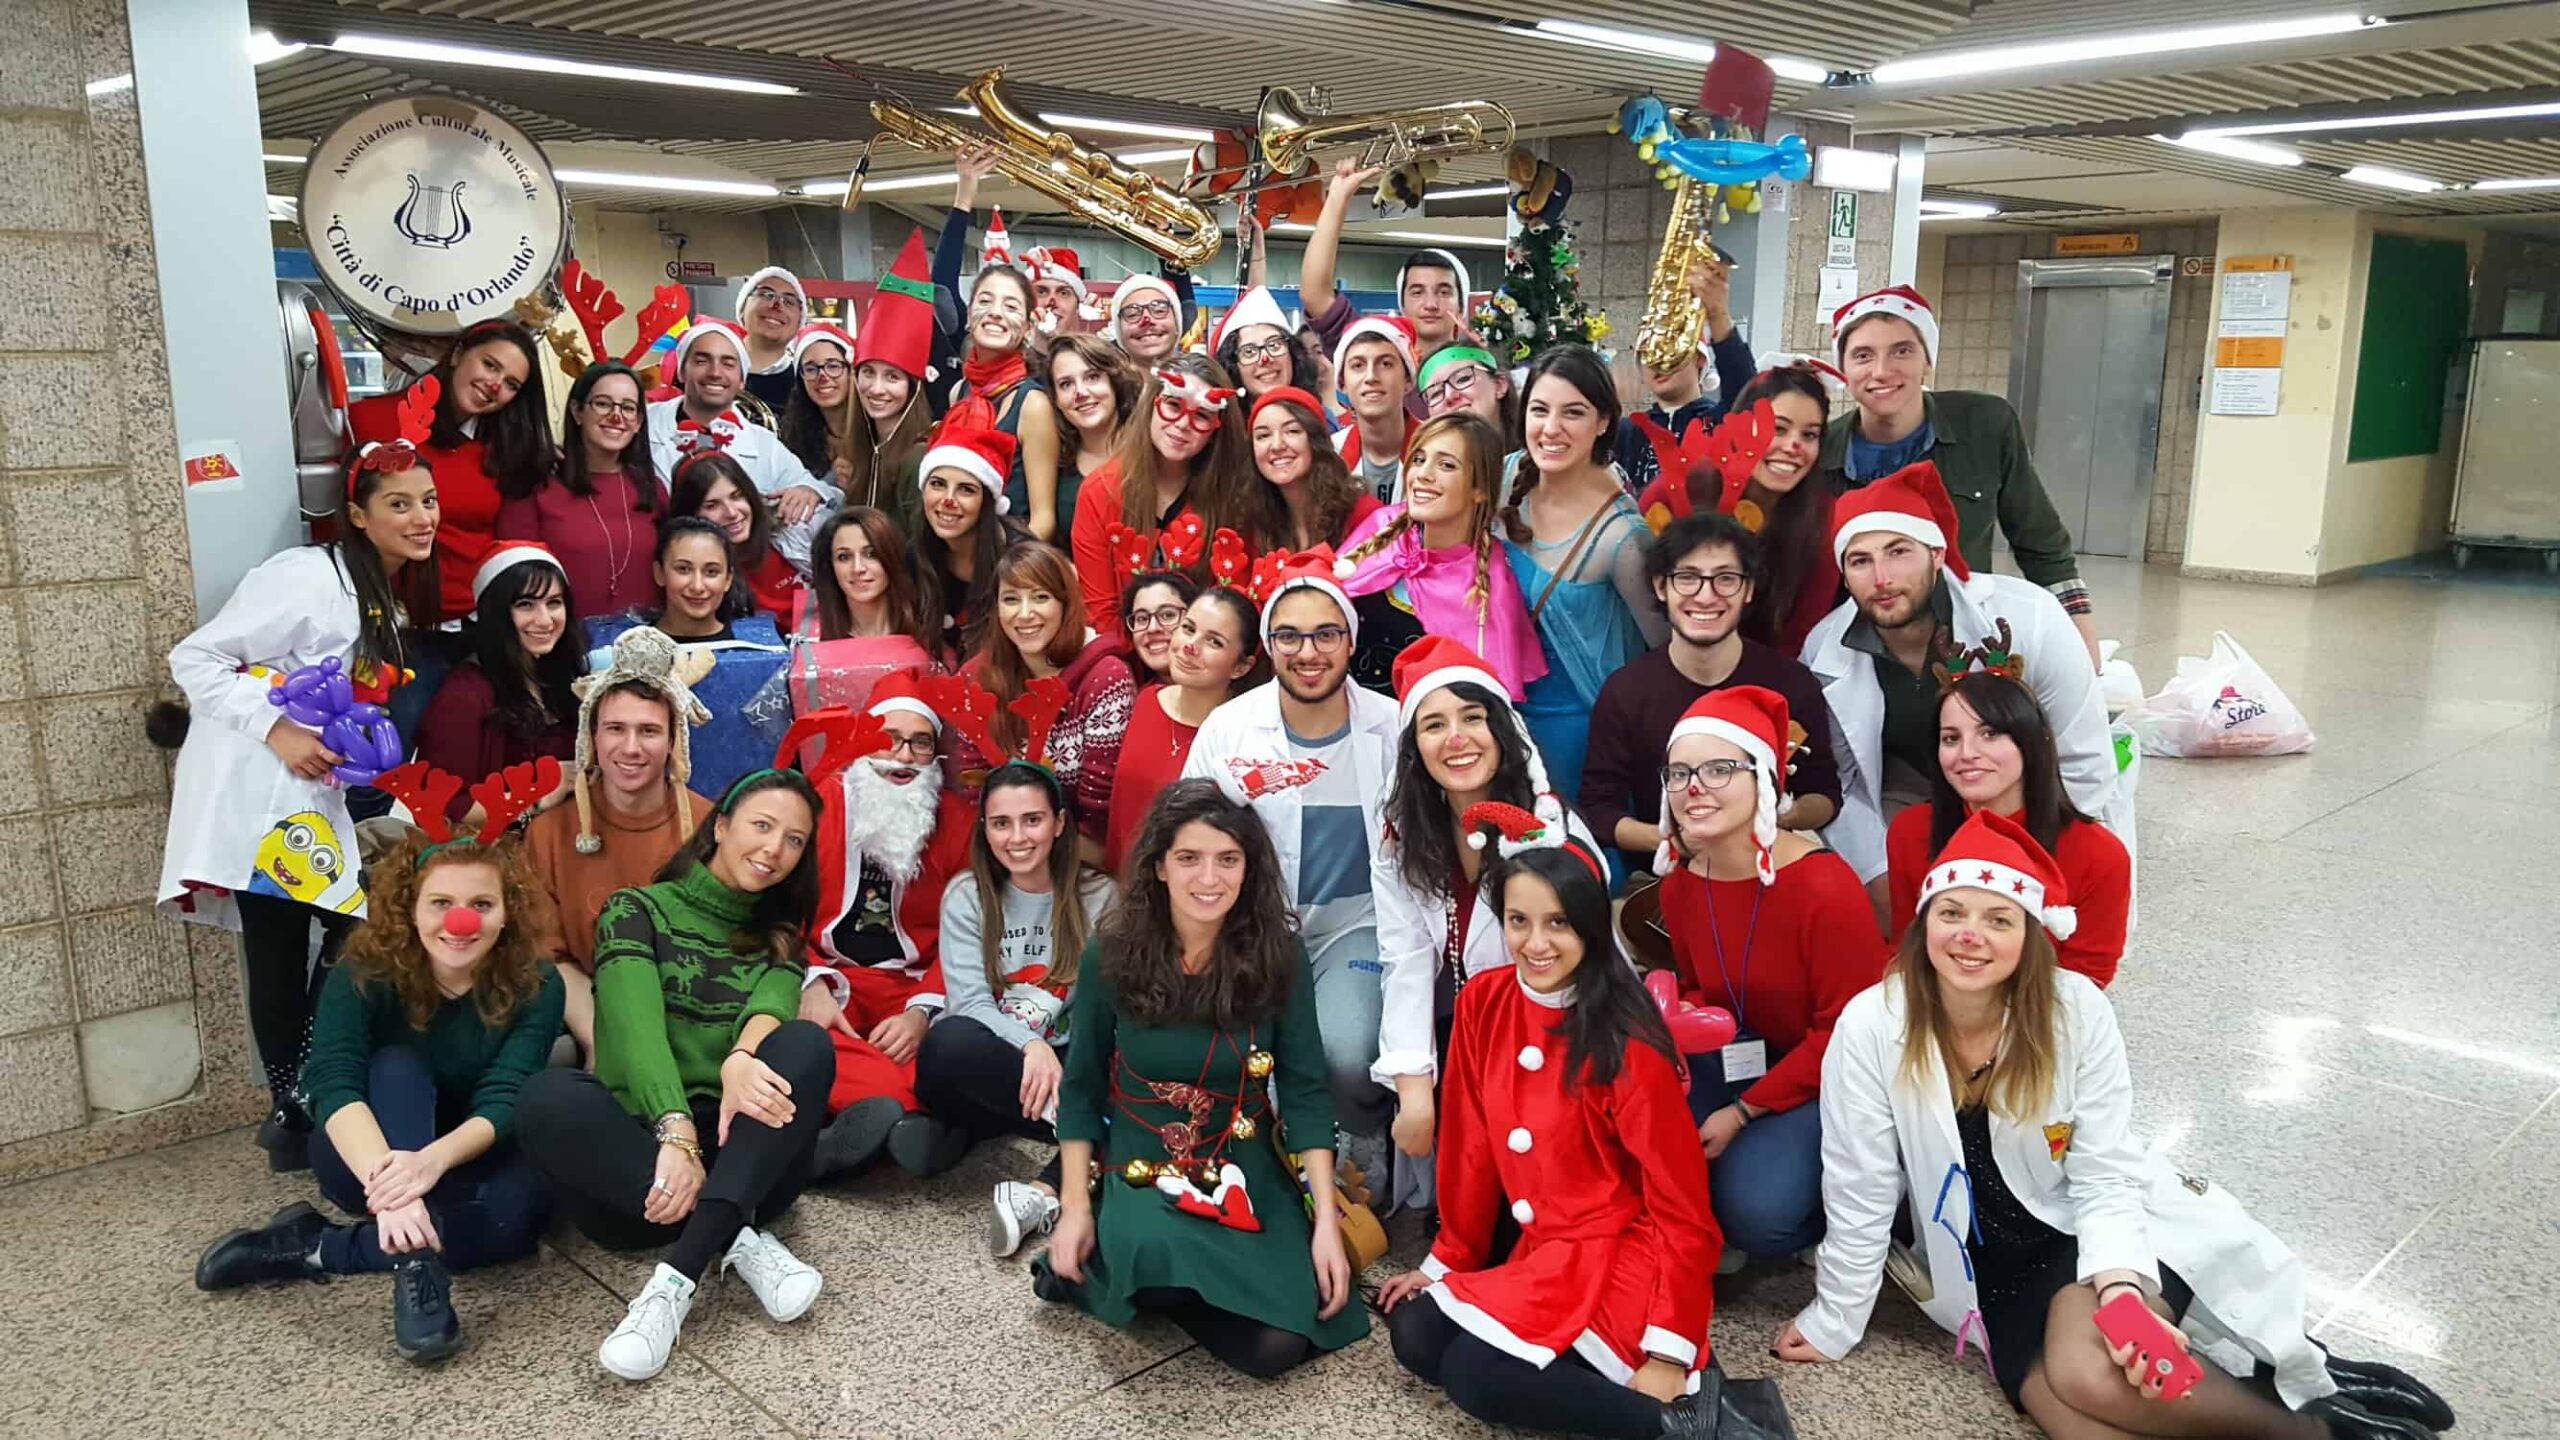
left=264, top=657, right=404, bottom=787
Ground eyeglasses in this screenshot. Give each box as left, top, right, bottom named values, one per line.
left=747, top=286, right=804, bottom=312
left=883, top=732, right=937, bottom=760
left=1665, top=568, right=1748, bottom=598
left=1128, top=605, right=1187, bottom=632
left=1660, top=759, right=1750, bottom=791
left=1235, top=337, right=1291, bottom=364
left=799, top=359, right=850, bottom=380
left=1421, top=367, right=1487, bottom=407
left=583, top=398, right=642, bottom=419
left=1154, top=396, right=1223, bottom=435
left=1118, top=300, right=1176, bottom=323
left=1268, top=625, right=1350, bottom=656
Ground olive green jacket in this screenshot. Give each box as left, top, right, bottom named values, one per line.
left=1815, top=389, right=2082, bottom=594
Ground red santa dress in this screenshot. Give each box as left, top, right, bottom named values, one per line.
left=809, top=778, right=977, bottom=1112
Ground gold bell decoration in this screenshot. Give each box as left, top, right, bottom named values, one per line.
left=1231, top=1112, right=1258, bottom=1141
left=1244, top=1049, right=1276, bottom=1079
left=1122, top=1157, right=1159, bottom=1187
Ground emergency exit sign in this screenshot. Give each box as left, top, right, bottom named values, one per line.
left=1826, top=192, right=1858, bottom=266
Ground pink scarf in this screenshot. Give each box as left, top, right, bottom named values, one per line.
left=1336, top=505, right=1547, bottom=697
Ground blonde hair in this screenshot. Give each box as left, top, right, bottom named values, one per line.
left=1889, top=896, right=2061, bottom=1125
left=1338, top=411, right=1502, bottom=610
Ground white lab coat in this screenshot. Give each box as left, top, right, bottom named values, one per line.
left=1180, top=678, right=1401, bottom=918
left=157, top=546, right=373, bottom=927
left=1800, top=571, right=2126, bottom=882
left=1370, top=806, right=1598, bottom=1086
left=645, top=397, right=837, bottom=571
left=1798, top=974, right=2337, bottom=1408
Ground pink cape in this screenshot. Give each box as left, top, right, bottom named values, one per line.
left=1337, top=506, right=1548, bottom=698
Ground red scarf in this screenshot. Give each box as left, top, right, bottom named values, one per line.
left=962, top=345, right=1029, bottom=398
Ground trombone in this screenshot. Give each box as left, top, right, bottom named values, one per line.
left=1187, top=86, right=1515, bottom=197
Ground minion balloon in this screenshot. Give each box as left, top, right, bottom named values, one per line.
left=245, top=811, right=365, bottom=915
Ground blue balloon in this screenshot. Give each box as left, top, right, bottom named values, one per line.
left=1657, top=132, right=1811, bottom=185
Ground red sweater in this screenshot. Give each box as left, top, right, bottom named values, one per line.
left=349, top=390, right=498, bottom=623
left=1107, top=684, right=1200, bottom=872
left=744, top=548, right=805, bottom=630
left=1662, top=849, right=1883, bottom=1114
left=1885, top=806, right=2131, bottom=988
left=493, top=467, right=660, bottom=618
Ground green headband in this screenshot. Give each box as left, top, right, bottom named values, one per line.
left=1418, top=345, right=1500, bottom=391
left=719, top=767, right=790, bottom=813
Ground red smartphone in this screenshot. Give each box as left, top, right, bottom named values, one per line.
left=2093, top=1290, right=2203, bottom=1401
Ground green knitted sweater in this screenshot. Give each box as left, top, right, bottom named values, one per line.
left=591, top=860, right=804, bottom=1122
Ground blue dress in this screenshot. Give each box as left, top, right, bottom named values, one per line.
left=1502, top=493, right=1649, bottom=803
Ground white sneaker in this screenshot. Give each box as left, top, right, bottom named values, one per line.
left=722, top=1227, right=822, bottom=1323
left=1716, top=1245, right=1750, bottom=1275
left=988, top=1181, right=1060, bottom=1258
left=599, top=1263, right=695, bottom=1381
left=1884, top=1238, right=1934, bottom=1304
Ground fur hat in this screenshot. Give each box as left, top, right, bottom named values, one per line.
left=568, top=626, right=714, bottom=855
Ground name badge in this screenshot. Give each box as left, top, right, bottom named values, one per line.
left=1721, top=1038, right=1768, bottom=1083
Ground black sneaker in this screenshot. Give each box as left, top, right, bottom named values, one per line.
left=254, top=1102, right=312, bottom=1174
left=886, top=1111, right=968, bottom=1177
left=391, top=1251, right=462, bottom=1364
left=811, top=1096, right=903, bottom=1179
left=195, top=1202, right=327, bottom=1291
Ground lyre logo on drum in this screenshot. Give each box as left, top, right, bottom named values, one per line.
left=393, top=173, right=472, bottom=250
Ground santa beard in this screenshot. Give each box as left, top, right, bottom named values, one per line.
left=838, top=756, right=944, bottom=884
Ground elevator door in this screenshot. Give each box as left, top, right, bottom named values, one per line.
left=2007, top=256, right=2175, bottom=559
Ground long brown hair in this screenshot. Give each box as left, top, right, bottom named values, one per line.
left=1889, top=898, right=2061, bottom=1125
left=1102, top=779, right=1301, bottom=1028
left=1046, top=333, right=1144, bottom=449
left=1500, top=343, right=1621, bottom=543
left=1928, top=674, right=2089, bottom=855
left=970, top=762, right=1102, bottom=994
left=1113, top=353, right=1253, bottom=541
left=1722, top=364, right=1836, bottom=647
left=807, top=506, right=930, bottom=646
left=1338, top=412, right=1502, bottom=610
left=668, top=450, right=774, bottom=571
left=1250, top=395, right=1366, bottom=550
left=339, top=834, right=553, bottom=1031
left=842, top=364, right=931, bottom=513
left=653, top=768, right=825, bottom=964
left=971, top=541, right=1090, bottom=753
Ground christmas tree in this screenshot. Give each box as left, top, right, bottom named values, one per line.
left=1473, top=218, right=1610, bottom=364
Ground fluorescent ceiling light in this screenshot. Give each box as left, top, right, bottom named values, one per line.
left=554, top=168, right=779, bottom=198
left=2200, top=98, right=2560, bottom=138
left=2339, top=164, right=2443, bottom=193
left=1813, top=147, right=1898, bottom=192
left=1870, top=12, right=2371, bottom=85
left=248, top=29, right=307, bottom=65
left=1918, top=199, right=1999, bottom=218
left=2158, top=132, right=2304, bottom=167
left=1531, top=20, right=1830, bottom=84
left=86, top=74, right=132, bottom=97
left=1428, top=184, right=1510, bottom=200
left=944, top=105, right=1217, bottom=142
left=263, top=151, right=308, bottom=165
left=2474, top=175, right=2560, bottom=192
left=1373, top=229, right=1507, bottom=247
left=326, top=32, right=798, bottom=94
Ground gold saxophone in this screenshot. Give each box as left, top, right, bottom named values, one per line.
left=845, top=68, right=1223, bottom=270
left=1638, top=175, right=1721, bottom=373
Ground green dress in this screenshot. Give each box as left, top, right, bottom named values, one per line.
left=1045, top=939, right=1370, bottom=1351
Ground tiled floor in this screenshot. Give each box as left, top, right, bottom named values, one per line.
left=8, top=558, right=2556, bottom=1439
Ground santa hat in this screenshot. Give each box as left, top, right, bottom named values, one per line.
left=918, top=402, right=1017, bottom=514
left=1022, top=245, right=1100, bottom=319
left=1658, top=685, right=1790, bottom=885
left=1831, top=285, right=1937, bottom=364
left=1211, top=285, right=1295, bottom=354
left=1107, top=274, right=1185, bottom=343
left=859, top=230, right=937, bottom=382
left=1918, top=809, right=2078, bottom=941
left=1830, top=459, right=1969, bottom=581
left=981, top=207, right=1014, bottom=269
left=1397, top=248, right=1473, bottom=308
left=1332, top=314, right=1418, bottom=381
left=668, top=318, right=745, bottom=377
left=1395, top=633, right=1559, bottom=820
left=1248, top=386, right=1328, bottom=429
left=1257, top=546, right=1357, bottom=644
left=734, top=266, right=808, bottom=325
left=1757, top=354, right=1849, bottom=402
left=865, top=669, right=943, bottom=732
left=568, top=626, right=713, bottom=856
left=788, top=323, right=856, bottom=368
left=470, top=542, right=565, bottom=607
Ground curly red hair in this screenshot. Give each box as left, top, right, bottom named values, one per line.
left=338, top=834, right=556, bottom=1031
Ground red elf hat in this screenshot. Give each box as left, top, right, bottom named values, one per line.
left=858, top=230, right=937, bottom=383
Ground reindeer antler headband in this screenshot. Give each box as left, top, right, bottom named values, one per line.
left=374, top=754, right=563, bottom=851
left=1932, top=617, right=2031, bottom=692
left=559, top=256, right=691, bottom=371
left=347, top=376, right=441, bottom=496
left=918, top=671, right=1071, bottom=775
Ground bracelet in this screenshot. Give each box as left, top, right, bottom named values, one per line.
left=2096, top=1279, right=2144, bottom=1305
left=1732, top=1100, right=1759, bottom=1125
left=658, top=1132, right=703, bottom=1162
left=652, top=1112, right=695, bottom=1144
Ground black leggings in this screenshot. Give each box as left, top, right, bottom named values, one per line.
left=234, top=891, right=356, bottom=1100
left=913, top=1016, right=1064, bottom=1187
left=1132, top=1286, right=1313, bottom=1380
left=1388, top=1295, right=1667, bottom=1440
left=516, top=1019, right=834, bottom=1273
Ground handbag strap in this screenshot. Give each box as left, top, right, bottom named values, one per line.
left=1530, top=495, right=1622, bottom=621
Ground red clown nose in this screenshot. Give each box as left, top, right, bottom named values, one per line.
left=440, top=907, right=484, bottom=939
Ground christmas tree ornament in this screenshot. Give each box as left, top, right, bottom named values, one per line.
left=1122, top=1157, right=1158, bottom=1186
left=1245, top=1049, right=1276, bottom=1079
left=1231, top=1112, right=1258, bottom=1141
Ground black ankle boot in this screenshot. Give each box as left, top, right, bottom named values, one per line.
left=254, top=1099, right=312, bottom=1173
left=2323, top=1348, right=2456, bottom=1432
left=1658, top=1364, right=1798, bottom=1440
left=886, top=1110, right=967, bottom=1177
left=2304, top=1393, right=2443, bottom=1440
left=391, top=1251, right=462, bottom=1363
left=811, top=1096, right=902, bottom=1179
left=195, top=1202, right=328, bottom=1290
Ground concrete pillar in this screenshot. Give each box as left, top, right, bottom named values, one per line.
left=1891, top=135, right=1927, bottom=286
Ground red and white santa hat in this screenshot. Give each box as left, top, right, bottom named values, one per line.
left=1106, top=274, right=1185, bottom=341
left=668, top=318, right=746, bottom=377
left=1395, top=634, right=1560, bottom=830
left=1658, top=684, right=1790, bottom=884
left=470, top=541, right=565, bottom=606
left=734, top=266, right=809, bottom=325
left=1022, top=245, right=1100, bottom=318
left=1257, top=545, right=1357, bottom=645
left=1829, top=458, right=1969, bottom=581
left=789, top=323, right=856, bottom=368
left=1397, top=248, right=1474, bottom=309
left=1332, top=314, right=1418, bottom=381
left=981, top=207, right=1015, bottom=270
left=866, top=668, right=944, bottom=733
left=1756, top=353, right=1850, bottom=402
left=1211, top=285, right=1296, bottom=354
left=1918, top=809, right=2077, bottom=940
left=917, top=402, right=1018, bottom=514
left=1831, top=284, right=1937, bottom=364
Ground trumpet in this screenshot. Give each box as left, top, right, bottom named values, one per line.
left=843, top=68, right=1222, bottom=270
left=1189, top=87, right=1514, bottom=193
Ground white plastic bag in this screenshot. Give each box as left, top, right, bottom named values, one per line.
left=2123, top=630, right=2316, bottom=758
left=2097, top=639, right=2145, bottom=718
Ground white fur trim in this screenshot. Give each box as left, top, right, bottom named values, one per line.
left=1419, top=1252, right=1451, bottom=1281
left=1833, top=290, right=1937, bottom=362
left=1426, top=1283, right=1559, bottom=1368
left=800, top=965, right=851, bottom=1005
left=735, top=266, right=807, bottom=324
left=866, top=694, right=943, bottom=731
left=1653, top=840, right=1678, bottom=878
left=1398, top=248, right=1473, bottom=308
left=470, top=544, right=565, bottom=605
left=1397, top=664, right=1507, bottom=729
left=1212, top=285, right=1294, bottom=353
left=1640, top=1325, right=1700, bottom=1369
left=1105, top=275, right=1183, bottom=341
left=920, top=444, right=1009, bottom=514
left=1832, top=512, right=1946, bottom=565
left=1919, top=858, right=2069, bottom=934
left=1666, top=716, right=1777, bottom=778
left=1260, top=576, right=1357, bottom=644
left=1331, top=315, right=1417, bottom=380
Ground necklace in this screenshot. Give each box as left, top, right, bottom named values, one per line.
left=583, top=471, right=637, bottom=604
